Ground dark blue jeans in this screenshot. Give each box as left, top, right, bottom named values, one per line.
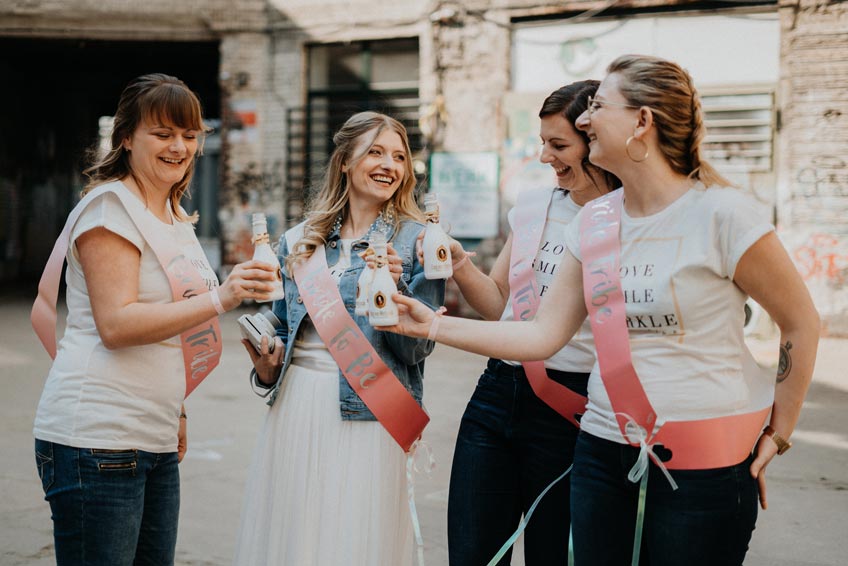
left=570, top=431, right=759, bottom=566
left=34, top=439, right=180, bottom=566
left=448, top=358, right=588, bottom=566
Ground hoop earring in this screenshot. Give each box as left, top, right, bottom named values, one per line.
left=625, top=136, right=649, bottom=163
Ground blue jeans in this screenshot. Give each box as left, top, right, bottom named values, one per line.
left=570, top=431, right=758, bottom=566
left=447, top=358, right=588, bottom=566
left=34, top=439, right=180, bottom=566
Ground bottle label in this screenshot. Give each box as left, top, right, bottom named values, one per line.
left=252, top=232, right=270, bottom=246
left=373, top=291, right=387, bottom=309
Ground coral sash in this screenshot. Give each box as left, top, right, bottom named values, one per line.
left=580, top=190, right=769, bottom=469
left=292, top=244, right=429, bottom=452
left=31, top=184, right=222, bottom=398
left=509, top=187, right=587, bottom=427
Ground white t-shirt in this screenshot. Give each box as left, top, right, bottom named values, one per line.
left=33, top=182, right=218, bottom=453
left=564, top=184, right=774, bottom=444
left=501, top=190, right=596, bottom=372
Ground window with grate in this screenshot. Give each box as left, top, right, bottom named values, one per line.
left=285, top=38, right=422, bottom=223
left=700, top=86, right=776, bottom=175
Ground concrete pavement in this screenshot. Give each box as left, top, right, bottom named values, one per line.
left=1, top=292, right=846, bottom=565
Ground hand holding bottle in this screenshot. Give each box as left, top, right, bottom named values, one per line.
left=368, top=233, right=399, bottom=326
left=415, top=230, right=466, bottom=272
left=374, top=293, right=437, bottom=339
left=421, top=193, right=453, bottom=279
left=250, top=213, right=286, bottom=303
left=216, top=260, right=280, bottom=311
left=362, top=242, right=404, bottom=285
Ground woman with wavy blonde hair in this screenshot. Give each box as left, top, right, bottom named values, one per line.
left=235, top=111, right=445, bottom=566
left=382, top=55, right=819, bottom=565
left=286, top=111, right=424, bottom=270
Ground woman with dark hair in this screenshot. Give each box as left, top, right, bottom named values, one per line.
left=32, top=73, right=277, bottom=565
left=233, top=111, right=445, bottom=566
left=382, top=55, right=819, bottom=566
left=432, top=80, right=618, bottom=565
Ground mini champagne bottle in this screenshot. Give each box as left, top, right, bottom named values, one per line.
left=355, top=247, right=375, bottom=317
left=368, top=232, right=399, bottom=326
left=422, top=193, right=452, bottom=279
left=251, top=212, right=285, bottom=302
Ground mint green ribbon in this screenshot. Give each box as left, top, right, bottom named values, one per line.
left=568, top=526, right=575, bottom=566
left=619, top=414, right=678, bottom=566
left=406, top=440, right=435, bottom=566
left=485, top=464, right=573, bottom=566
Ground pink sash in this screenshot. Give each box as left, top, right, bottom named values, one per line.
left=580, top=191, right=768, bottom=470
left=31, top=184, right=222, bottom=398
left=292, top=245, right=429, bottom=452
left=509, top=188, right=587, bottom=428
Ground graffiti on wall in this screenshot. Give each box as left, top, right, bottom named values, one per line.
left=792, top=233, right=848, bottom=287
left=795, top=155, right=848, bottom=198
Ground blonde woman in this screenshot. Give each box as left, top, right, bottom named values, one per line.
left=381, top=55, right=819, bottom=565
left=234, top=112, right=445, bottom=565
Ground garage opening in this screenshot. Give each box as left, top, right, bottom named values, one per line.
left=0, top=37, right=220, bottom=290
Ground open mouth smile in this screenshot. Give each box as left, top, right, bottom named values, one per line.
left=371, top=174, right=395, bottom=186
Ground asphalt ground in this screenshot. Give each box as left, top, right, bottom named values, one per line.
left=2, top=294, right=846, bottom=565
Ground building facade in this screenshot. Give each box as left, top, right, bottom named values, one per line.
left=1, top=0, right=846, bottom=332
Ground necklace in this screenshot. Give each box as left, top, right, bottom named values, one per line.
left=331, top=205, right=395, bottom=243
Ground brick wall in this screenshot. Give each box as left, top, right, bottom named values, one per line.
left=779, top=0, right=848, bottom=334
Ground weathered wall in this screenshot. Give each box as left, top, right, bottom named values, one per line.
left=0, top=0, right=264, bottom=39
left=778, top=0, right=848, bottom=335
left=7, top=0, right=848, bottom=333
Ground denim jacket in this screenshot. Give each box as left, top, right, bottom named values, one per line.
left=250, top=219, right=446, bottom=421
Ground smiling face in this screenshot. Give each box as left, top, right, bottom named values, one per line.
left=344, top=127, right=408, bottom=209
left=123, top=118, right=199, bottom=195
left=575, top=72, right=639, bottom=174
left=539, top=113, right=598, bottom=201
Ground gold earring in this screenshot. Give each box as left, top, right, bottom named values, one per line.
left=625, top=136, right=649, bottom=162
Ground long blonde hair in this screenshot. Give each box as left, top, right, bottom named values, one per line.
left=286, top=111, right=423, bottom=270
left=607, top=54, right=731, bottom=187
left=82, top=73, right=210, bottom=221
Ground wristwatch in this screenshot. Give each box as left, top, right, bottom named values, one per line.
left=763, top=425, right=792, bottom=455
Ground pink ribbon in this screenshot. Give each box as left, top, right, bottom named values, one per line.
left=509, top=187, right=587, bottom=428
left=580, top=190, right=768, bottom=470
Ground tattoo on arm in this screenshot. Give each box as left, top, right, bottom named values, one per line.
left=777, top=340, right=793, bottom=383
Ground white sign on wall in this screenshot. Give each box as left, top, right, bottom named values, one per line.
left=512, top=13, right=779, bottom=91
left=429, top=152, right=499, bottom=238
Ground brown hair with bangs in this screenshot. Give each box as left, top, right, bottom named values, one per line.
left=82, top=73, right=210, bottom=222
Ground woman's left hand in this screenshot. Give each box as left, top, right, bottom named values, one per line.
left=749, top=433, right=779, bottom=510
left=375, top=293, right=437, bottom=338
left=363, top=242, right=404, bottom=285
left=177, top=411, right=188, bottom=463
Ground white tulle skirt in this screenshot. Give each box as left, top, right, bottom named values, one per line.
left=233, top=346, right=413, bottom=566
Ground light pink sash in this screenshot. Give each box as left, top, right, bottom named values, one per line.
left=580, top=190, right=768, bottom=470
left=31, top=184, right=222, bottom=398
left=292, top=245, right=429, bottom=452
left=509, top=187, right=587, bottom=428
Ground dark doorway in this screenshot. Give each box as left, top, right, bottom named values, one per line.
left=0, top=37, right=220, bottom=290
